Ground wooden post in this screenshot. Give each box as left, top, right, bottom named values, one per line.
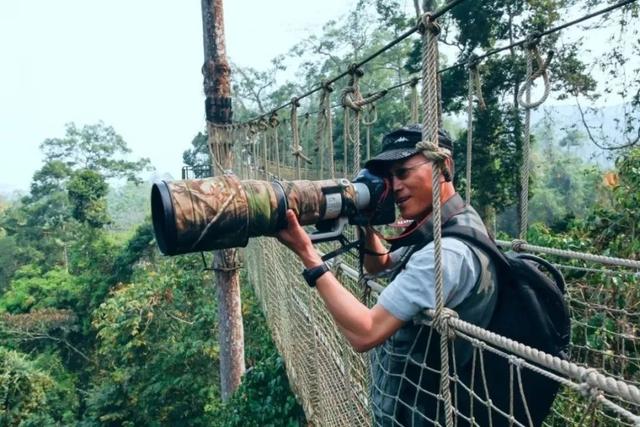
left=201, top=0, right=245, bottom=401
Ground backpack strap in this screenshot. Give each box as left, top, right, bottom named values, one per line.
left=441, top=225, right=511, bottom=275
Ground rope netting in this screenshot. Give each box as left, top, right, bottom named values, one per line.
left=206, top=2, right=640, bottom=425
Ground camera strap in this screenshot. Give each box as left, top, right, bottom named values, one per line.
left=320, top=234, right=362, bottom=263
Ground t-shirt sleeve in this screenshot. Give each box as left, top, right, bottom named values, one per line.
left=377, top=238, right=481, bottom=321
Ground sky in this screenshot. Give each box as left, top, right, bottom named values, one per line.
left=0, top=0, right=360, bottom=194
left=1, top=2, right=635, bottom=195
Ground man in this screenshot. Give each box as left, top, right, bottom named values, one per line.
left=276, top=124, right=498, bottom=425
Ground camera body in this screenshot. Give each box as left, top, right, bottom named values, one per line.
left=151, top=169, right=395, bottom=255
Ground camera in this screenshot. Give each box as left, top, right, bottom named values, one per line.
left=151, top=169, right=394, bottom=255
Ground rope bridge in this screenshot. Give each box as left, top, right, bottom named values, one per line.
left=207, top=1, right=640, bottom=425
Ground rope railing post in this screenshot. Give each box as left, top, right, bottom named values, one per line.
left=417, top=9, right=454, bottom=426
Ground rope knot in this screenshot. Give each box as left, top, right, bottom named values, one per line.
left=257, top=117, right=269, bottom=131
left=415, top=139, right=451, bottom=162
left=348, top=63, right=364, bottom=78
left=433, top=307, right=458, bottom=339
left=321, top=80, right=334, bottom=93
left=419, top=13, right=441, bottom=36
left=518, top=38, right=553, bottom=109
left=511, top=239, right=527, bottom=252
left=269, top=113, right=279, bottom=128
left=410, top=76, right=420, bottom=87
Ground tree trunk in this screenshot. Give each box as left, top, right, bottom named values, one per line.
left=201, top=0, right=245, bottom=401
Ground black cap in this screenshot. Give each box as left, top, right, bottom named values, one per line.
left=364, top=124, right=453, bottom=171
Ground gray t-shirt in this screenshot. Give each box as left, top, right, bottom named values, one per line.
left=377, top=237, right=481, bottom=321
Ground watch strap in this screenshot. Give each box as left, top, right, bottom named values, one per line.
left=302, top=263, right=330, bottom=287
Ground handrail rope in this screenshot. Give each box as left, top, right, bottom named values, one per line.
left=554, top=262, right=640, bottom=278
left=452, top=330, right=640, bottom=426
left=439, top=314, right=640, bottom=407
left=495, top=239, right=640, bottom=269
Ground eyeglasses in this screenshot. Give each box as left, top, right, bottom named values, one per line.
left=388, top=160, right=430, bottom=181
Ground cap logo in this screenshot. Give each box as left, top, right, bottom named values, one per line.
left=395, top=137, right=409, bottom=143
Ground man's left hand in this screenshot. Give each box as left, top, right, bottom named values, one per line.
left=276, top=209, right=321, bottom=267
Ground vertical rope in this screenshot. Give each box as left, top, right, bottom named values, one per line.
left=518, top=39, right=552, bottom=239
left=270, top=113, right=281, bottom=179
left=325, top=84, right=336, bottom=179
left=520, top=47, right=533, bottom=240
left=362, top=105, right=377, bottom=161
left=465, top=60, right=485, bottom=206
left=419, top=11, right=454, bottom=426
left=410, top=77, right=420, bottom=123
left=466, top=65, right=474, bottom=206
left=291, top=98, right=302, bottom=179
left=342, top=66, right=364, bottom=177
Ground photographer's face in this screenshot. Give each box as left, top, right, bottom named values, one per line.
left=389, top=154, right=434, bottom=221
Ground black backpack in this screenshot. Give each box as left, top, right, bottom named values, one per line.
left=441, top=225, right=571, bottom=426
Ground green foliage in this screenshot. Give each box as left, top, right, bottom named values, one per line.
left=208, top=277, right=305, bottom=426
left=208, top=355, right=305, bottom=427
left=0, top=346, right=78, bottom=426
left=68, top=169, right=110, bottom=228
left=84, top=256, right=219, bottom=426
left=0, top=266, right=79, bottom=314
left=40, top=122, right=151, bottom=183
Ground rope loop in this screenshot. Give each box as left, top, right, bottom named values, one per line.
left=468, top=55, right=486, bottom=110
left=518, top=36, right=553, bottom=109
left=362, top=104, right=378, bottom=126
left=321, top=80, right=334, bottom=93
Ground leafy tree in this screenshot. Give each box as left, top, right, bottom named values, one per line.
left=68, top=169, right=110, bottom=228
left=0, top=346, right=78, bottom=426
left=40, top=122, right=151, bottom=183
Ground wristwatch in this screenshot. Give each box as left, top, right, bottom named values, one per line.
left=302, top=263, right=330, bottom=287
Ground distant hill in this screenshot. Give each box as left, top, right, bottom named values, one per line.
left=531, top=103, right=635, bottom=169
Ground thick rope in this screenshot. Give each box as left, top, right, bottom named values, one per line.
left=418, top=10, right=454, bottom=426
left=465, top=60, right=486, bottom=205
left=410, top=77, right=420, bottom=123
left=517, top=39, right=552, bottom=239
left=342, top=67, right=389, bottom=176
left=290, top=98, right=311, bottom=179
left=443, top=315, right=640, bottom=407
left=496, top=239, right=640, bottom=269
left=362, top=104, right=377, bottom=160
left=269, top=113, right=281, bottom=179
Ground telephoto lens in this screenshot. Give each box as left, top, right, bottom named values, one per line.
left=151, top=174, right=389, bottom=255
